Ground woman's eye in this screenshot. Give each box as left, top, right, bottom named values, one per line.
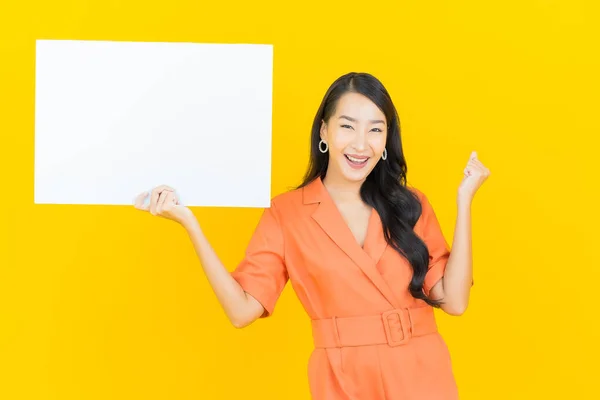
left=341, top=124, right=352, bottom=129
left=371, top=128, right=382, bottom=132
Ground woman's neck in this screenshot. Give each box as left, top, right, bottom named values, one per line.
left=322, top=173, right=364, bottom=204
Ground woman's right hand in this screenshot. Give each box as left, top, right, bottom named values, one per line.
left=134, top=185, right=195, bottom=227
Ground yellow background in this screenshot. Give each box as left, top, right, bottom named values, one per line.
left=1, top=0, right=599, bottom=398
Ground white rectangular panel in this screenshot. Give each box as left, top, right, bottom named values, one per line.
left=34, top=39, right=273, bottom=207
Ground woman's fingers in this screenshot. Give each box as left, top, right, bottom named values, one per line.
left=134, top=191, right=150, bottom=211
left=463, top=151, right=491, bottom=181
left=155, top=191, right=168, bottom=215
left=150, top=185, right=174, bottom=214
left=156, top=190, right=177, bottom=214
left=134, top=184, right=181, bottom=215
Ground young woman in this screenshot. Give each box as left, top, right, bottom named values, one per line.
left=134, top=72, right=490, bottom=399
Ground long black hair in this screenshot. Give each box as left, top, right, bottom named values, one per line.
left=297, top=72, right=444, bottom=307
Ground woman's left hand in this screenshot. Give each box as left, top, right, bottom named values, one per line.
left=458, top=151, right=491, bottom=202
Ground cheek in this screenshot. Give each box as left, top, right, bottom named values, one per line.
left=369, top=135, right=386, bottom=152
left=329, top=130, right=353, bottom=152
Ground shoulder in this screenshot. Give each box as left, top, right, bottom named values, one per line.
left=405, top=185, right=428, bottom=205
left=404, top=185, right=434, bottom=229
left=271, top=185, right=302, bottom=203
left=265, top=185, right=305, bottom=219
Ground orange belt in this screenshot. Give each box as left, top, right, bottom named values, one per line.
left=311, top=306, right=438, bottom=348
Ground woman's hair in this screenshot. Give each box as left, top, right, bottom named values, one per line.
left=297, top=72, right=443, bottom=307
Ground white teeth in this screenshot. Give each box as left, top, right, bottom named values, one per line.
left=347, top=155, right=367, bottom=163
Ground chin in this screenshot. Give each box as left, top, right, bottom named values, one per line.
left=338, top=160, right=376, bottom=182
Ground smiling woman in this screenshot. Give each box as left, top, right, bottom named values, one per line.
left=136, top=72, right=489, bottom=399
left=318, top=96, right=388, bottom=179
left=298, top=72, right=456, bottom=310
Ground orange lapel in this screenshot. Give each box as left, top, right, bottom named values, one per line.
left=303, top=177, right=402, bottom=309
left=363, top=210, right=388, bottom=267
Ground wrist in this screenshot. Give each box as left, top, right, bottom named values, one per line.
left=181, top=213, right=199, bottom=232
left=457, top=192, right=473, bottom=208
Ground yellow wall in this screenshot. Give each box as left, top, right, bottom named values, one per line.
left=1, top=1, right=599, bottom=398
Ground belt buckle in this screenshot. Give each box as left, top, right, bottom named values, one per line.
left=382, top=309, right=411, bottom=347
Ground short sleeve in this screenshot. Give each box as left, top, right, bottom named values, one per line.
left=417, top=192, right=451, bottom=297
left=230, top=200, right=289, bottom=317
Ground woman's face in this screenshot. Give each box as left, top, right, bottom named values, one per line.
left=320, top=92, right=388, bottom=184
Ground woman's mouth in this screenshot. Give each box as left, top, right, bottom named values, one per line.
left=344, top=154, right=369, bottom=169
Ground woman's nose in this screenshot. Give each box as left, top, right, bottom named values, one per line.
left=352, top=131, right=368, bottom=150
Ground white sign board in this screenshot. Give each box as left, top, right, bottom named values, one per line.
left=34, top=39, right=273, bottom=207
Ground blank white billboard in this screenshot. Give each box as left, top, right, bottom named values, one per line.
left=34, top=39, right=273, bottom=207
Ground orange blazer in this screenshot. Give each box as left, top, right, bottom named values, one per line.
left=232, top=177, right=459, bottom=399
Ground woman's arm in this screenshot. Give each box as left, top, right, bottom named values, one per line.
left=430, top=197, right=473, bottom=315
left=430, top=151, right=490, bottom=315
left=135, top=185, right=265, bottom=328
left=183, top=218, right=266, bottom=328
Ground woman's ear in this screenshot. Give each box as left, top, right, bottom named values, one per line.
left=320, top=119, right=327, bottom=141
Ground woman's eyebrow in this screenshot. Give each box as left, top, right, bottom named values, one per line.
left=338, top=115, right=385, bottom=124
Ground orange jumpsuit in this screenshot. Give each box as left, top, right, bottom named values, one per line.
left=231, top=177, right=460, bottom=399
